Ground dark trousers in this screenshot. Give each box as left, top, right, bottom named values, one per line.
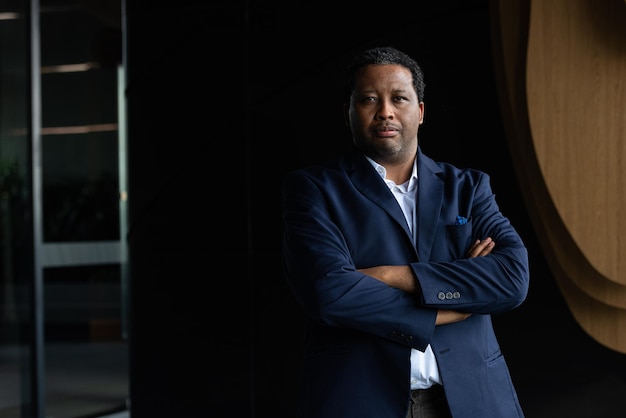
left=405, top=384, right=453, bottom=418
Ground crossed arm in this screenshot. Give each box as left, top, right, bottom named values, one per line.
left=358, top=237, right=495, bottom=325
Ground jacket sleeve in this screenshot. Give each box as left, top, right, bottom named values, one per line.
left=411, top=171, right=530, bottom=314
left=282, top=169, right=436, bottom=351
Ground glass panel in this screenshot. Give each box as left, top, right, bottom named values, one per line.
left=40, top=5, right=120, bottom=243
left=0, top=0, right=127, bottom=415
left=39, top=1, right=127, bottom=417
left=0, top=0, right=35, bottom=416
left=41, top=69, right=119, bottom=127
left=44, top=264, right=127, bottom=417
left=42, top=130, right=119, bottom=242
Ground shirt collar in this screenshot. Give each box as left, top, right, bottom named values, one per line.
left=366, top=156, right=418, bottom=191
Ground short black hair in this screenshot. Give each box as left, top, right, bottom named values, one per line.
left=344, top=46, right=426, bottom=104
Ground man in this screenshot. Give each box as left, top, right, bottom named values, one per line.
left=281, top=46, right=529, bottom=418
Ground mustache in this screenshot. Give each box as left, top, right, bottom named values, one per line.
left=373, top=123, right=400, bottom=131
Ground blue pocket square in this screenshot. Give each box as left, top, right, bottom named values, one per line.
left=455, top=216, right=468, bottom=225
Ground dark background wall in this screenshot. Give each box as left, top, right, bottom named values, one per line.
left=124, top=1, right=626, bottom=417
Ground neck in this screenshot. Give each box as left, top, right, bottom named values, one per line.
left=382, top=159, right=414, bottom=184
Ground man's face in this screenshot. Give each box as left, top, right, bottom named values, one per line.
left=347, top=64, right=424, bottom=165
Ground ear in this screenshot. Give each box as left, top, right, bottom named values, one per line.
left=418, top=102, right=425, bottom=125
left=343, top=103, right=350, bottom=127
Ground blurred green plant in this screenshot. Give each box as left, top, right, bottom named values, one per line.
left=0, top=159, right=22, bottom=198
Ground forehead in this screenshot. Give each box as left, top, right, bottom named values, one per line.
left=355, top=64, right=414, bottom=91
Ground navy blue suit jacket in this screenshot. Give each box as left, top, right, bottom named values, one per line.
left=282, top=147, right=530, bottom=418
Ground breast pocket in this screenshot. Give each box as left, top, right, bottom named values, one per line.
left=445, top=219, right=473, bottom=259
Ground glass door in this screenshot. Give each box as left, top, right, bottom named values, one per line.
left=39, top=1, right=128, bottom=416
left=0, top=0, right=35, bottom=416
left=0, top=0, right=128, bottom=416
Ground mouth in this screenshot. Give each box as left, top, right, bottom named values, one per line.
left=373, top=125, right=399, bottom=138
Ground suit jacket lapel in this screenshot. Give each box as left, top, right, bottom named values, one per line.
left=416, top=148, right=444, bottom=261
left=345, top=151, right=414, bottom=243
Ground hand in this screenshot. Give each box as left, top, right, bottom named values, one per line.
left=358, top=265, right=416, bottom=292
left=436, top=309, right=471, bottom=325
left=466, top=237, right=494, bottom=258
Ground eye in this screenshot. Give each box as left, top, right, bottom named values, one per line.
left=357, top=96, right=378, bottom=105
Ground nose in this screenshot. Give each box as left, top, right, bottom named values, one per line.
left=375, top=99, right=393, bottom=120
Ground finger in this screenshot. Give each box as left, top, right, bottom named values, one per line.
left=466, top=239, right=480, bottom=254
left=476, top=240, right=495, bottom=256
left=467, top=239, right=487, bottom=257
left=467, top=238, right=494, bottom=258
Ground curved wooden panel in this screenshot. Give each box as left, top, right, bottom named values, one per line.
left=554, top=264, right=626, bottom=354
left=489, top=0, right=626, bottom=353
left=526, top=0, right=626, bottom=285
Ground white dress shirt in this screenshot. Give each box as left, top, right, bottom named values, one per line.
left=367, top=156, right=441, bottom=390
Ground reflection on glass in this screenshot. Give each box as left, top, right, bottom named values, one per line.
left=0, top=0, right=128, bottom=416
left=0, top=0, right=35, bottom=416
left=39, top=1, right=128, bottom=416
left=44, top=265, right=128, bottom=417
